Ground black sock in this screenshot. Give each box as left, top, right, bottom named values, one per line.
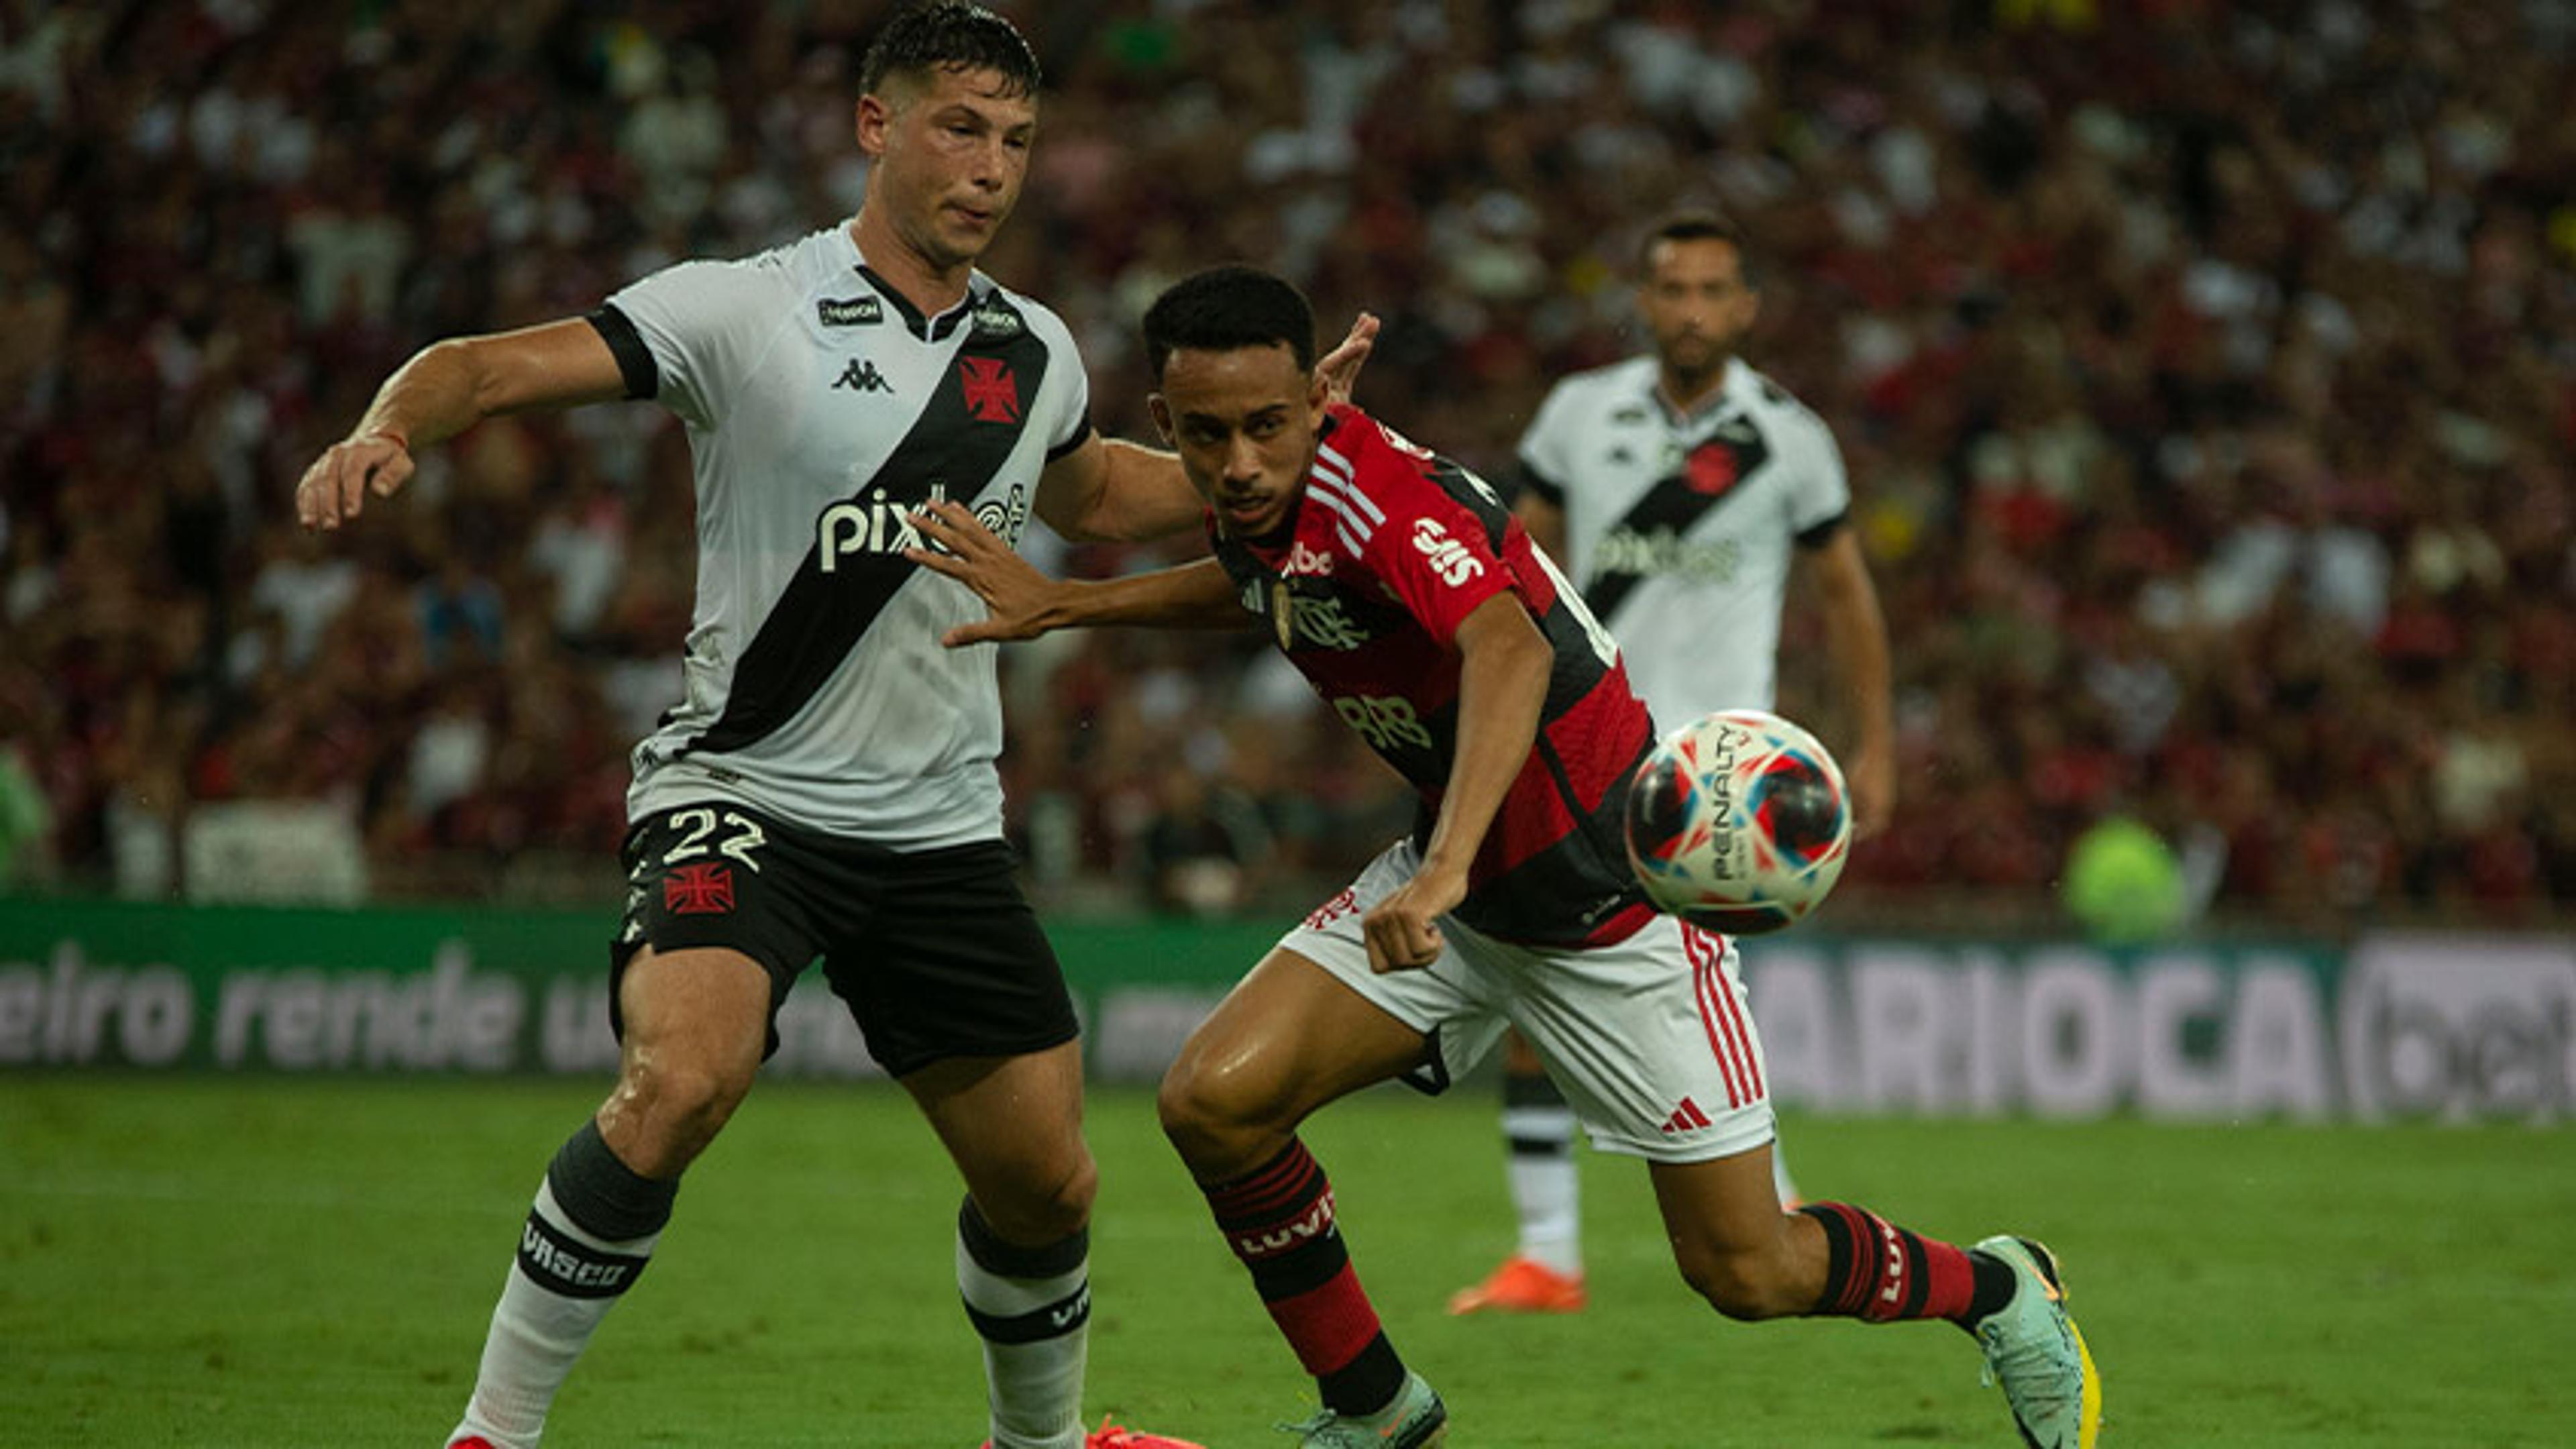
left=1964, top=1247, right=2021, bottom=1325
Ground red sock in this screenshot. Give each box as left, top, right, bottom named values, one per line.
left=1201, top=1140, right=1405, bottom=1415
left=1796, top=1201, right=1979, bottom=1322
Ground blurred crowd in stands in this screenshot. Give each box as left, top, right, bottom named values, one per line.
left=4, top=0, right=2572, bottom=930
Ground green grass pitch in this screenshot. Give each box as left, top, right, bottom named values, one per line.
left=5, top=1075, right=2570, bottom=1446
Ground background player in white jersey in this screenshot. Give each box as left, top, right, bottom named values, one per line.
left=291, top=7, right=1366, bottom=1448
left=1450, top=211, right=1897, bottom=1316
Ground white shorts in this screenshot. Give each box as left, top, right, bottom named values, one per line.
left=1281, top=841, right=1776, bottom=1163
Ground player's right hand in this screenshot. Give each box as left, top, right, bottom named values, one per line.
left=295, top=429, right=413, bottom=531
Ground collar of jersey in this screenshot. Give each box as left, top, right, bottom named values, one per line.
left=1647, top=355, right=1748, bottom=429
left=852, top=262, right=986, bottom=343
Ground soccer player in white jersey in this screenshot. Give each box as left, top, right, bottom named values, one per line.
left=290, top=7, right=1366, bottom=1448
left=1449, top=212, right=1898, bottom=1317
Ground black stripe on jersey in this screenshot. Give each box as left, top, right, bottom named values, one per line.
left=682, top=295, right=1051, bottom=757
left=1580, top=426, right=1774, bottom=624
left=588, top=305, right=659, bottom=400
left=1454, top=733, right=1655, bottom=949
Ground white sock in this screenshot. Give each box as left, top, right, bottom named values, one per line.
left=957, top=1201, right=1089, bottom=1449
left=1503, top=1101, right=1582, bottom=1277
left=453, top=1124, right=674, bottom=1449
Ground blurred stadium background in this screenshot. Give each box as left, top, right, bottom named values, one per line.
left=5, top=1, right=2574, bottom=1443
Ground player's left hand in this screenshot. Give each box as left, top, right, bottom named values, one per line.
left=1363, top=862, right=1465, bottom=974
left=1315, top=311, right=1381, bottom=407
left=906, top=500, right=1061, bottom=647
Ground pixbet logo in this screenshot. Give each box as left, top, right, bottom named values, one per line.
left=816, top=483, right=1030, bottom=572
left=1593, top=526, right=1740, bottom=583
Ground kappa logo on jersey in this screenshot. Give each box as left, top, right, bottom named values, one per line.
left=1283, top=540, right=1334, bottom=576
left=663, top=861, right=734, bottom=914
left=817, top=296, right=884, bottom=327
left=1409, top=517, right=1486, bottom=586
left=833, top=358, right=893, bottom=393
left=959, top=356, right=1020, bottom=423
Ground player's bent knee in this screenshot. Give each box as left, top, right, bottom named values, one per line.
left=1673, top=1239, right=1805, bottom=1322
left=1156, top=1055, right=1291, bottom=1167
left=611, top=1055, right=755, bottom=1168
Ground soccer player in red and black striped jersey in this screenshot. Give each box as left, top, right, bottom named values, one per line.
left=914, top=266, right=2102, bottom=1449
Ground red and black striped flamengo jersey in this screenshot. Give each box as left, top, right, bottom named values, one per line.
left=1210, top=405, right=1660, bottom=949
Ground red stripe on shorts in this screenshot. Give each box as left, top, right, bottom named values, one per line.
left=1686, top=926, right=1749, bottom=1108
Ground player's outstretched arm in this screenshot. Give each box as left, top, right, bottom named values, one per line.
left=294, top=319, right=629, bottom=532
left=1033, top=435, right=1205, bottom=543
left=1362, top=592, right=1552, bottom=975
left=908, top=499, right=1246, bottom=646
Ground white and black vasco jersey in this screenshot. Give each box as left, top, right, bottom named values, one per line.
left=590, top=223, right=1091, bottom=847
left=1516, top=356, right=1847, bottom=729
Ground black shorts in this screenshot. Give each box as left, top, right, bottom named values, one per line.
left=610, top=800, right=1077, bottom=1077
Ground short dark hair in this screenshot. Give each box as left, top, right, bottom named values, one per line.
left=1641, top=211, right=1758, bottom=288
left=858, top=1, right=1041, bottom=100
left=1140, top=265, right=1318, bottom=382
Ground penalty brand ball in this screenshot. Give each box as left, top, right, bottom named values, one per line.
left=1624, top=710, right=1852, bottom=935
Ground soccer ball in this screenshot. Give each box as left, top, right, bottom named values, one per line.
left=1623, top=710, right=1852, bottom=935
